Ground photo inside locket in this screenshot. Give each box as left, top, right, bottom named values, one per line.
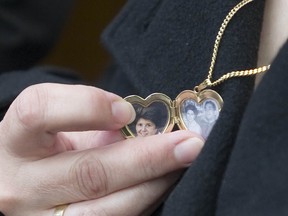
left=180, top=98, right=220, bottom=140
left=128, top=102, right=169, bottom=137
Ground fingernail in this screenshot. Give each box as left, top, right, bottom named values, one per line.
left=174, top=138, right=204, bottom=165
left=112, top=100, right=136, bottom=124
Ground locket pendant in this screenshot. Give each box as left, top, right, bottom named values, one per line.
left=121, top=89, right=223, bottom=140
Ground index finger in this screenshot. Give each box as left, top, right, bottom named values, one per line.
left=12, top=83, right=135, bottom=131
left=0, top=83, right=135, bottom=156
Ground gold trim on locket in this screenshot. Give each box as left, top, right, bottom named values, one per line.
left=121, top=89, right=223, bottom=139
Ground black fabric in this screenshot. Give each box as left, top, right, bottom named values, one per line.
left=101, top=0, right=264, bottom=98
left=0, top=0, right=75, bottom=72
left=217, top=41, right=288, bottom=216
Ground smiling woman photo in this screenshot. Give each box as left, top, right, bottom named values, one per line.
left=133, top=103, right=168, bottom=137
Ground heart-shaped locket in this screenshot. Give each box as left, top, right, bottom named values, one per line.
left=121, top=89, right=223, bottom=140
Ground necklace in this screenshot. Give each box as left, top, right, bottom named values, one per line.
left=121, top=0, right=270, bottom=140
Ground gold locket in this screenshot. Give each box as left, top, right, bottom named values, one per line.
left=121, top=89, right=223, bottom=140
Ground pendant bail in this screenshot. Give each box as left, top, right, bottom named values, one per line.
left=194, top=79, right=211, bottom=92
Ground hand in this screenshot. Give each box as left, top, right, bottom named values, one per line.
left=0, top=83, right=204, bottom=216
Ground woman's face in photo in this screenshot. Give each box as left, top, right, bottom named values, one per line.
left=186, top=109, right=196, bottom=122
left=136, top=118, right=157, bottom=137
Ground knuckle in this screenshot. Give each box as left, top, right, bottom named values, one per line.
left=71, top=153, right=109, bottom=200
left=14, top=84, right=48, bottom=131
left=89, top=87, right=106, bottom=105
left=84, top=87, right=106, bottom=110
left=88, top=88, right=112, bottom=121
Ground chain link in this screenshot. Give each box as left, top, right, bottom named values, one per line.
left=199, top=0, right=270, bottom=91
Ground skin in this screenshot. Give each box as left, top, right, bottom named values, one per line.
left=256, top=0, right=288, bottom=86
left=0, top=83, right=204, bottom=216
left=136, top=118, right=158, bottom=137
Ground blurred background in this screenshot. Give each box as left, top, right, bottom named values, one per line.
left=41, top=0, right=126, bottom=82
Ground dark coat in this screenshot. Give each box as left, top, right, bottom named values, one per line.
left=1, top=0, right=288, bottom=215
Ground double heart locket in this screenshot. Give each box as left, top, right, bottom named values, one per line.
left=121, top=89, right=223, bottom=140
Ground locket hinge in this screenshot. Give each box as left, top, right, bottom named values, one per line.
left=171, top=100, right=180, bottom=124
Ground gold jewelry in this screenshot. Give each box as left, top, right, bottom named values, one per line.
left=195, top=0, right=270, bottom=92
left=121, top=0, right=270, bottom=140
left=54, top=204, right=69, bottom=216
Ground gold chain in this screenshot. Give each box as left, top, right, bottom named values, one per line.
left=195, top=0, right=270, bottom=92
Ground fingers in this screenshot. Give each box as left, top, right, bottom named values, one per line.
left=21, top=131, right=203, bottom=205
left=58, top=130, right=125, bottom=150
left=0, top=83, right=135, bottom=157
left=63, top=172, right=181, bottom=216
left=16, top=173, right=180, bottom=216
left=11, top=83, right=135, bottom=131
